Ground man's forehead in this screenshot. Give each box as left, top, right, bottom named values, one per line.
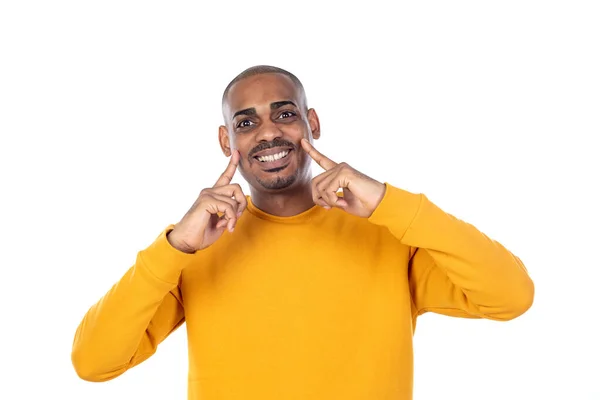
left=225, top=73, right=301, bottom=113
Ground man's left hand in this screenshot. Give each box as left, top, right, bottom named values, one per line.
left=301, top=138, right=386, bottom=218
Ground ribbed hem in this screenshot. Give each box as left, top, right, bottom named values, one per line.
left=367, top=183, right=423, bottom=241
left=138, top=224, right=199, bottom=285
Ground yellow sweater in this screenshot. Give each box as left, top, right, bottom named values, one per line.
left=71, top=183, right=534, bottom=400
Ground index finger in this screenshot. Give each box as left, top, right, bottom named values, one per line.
left=214, top=150, right=240, bottom=187
left=301, top=138, right=337, bottom=170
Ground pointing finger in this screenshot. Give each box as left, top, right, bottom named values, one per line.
left=301, top=138, right=337, bottom=170
left=214, top=150, right=240, bottom=187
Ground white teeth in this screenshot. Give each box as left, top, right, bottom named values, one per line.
left=258, top=150, right=289, bottom=162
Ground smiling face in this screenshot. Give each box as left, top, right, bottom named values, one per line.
left=219, top=73, right=320, bottom=192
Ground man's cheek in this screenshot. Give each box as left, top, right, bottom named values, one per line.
left=238, top=157, right=248, bottom=170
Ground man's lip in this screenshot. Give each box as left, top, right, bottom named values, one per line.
left=251, top=147, right=293, bottom=159
left=254, top=152, right=292, bottom=170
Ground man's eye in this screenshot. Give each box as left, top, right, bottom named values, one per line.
left=237, top=120, right=254, bottom=128
left=278, top=111, right=296, bottom=119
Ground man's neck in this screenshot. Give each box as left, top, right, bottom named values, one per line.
left=249, top=183, right=316, bottom=217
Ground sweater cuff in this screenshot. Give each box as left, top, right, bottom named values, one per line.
left=367, top=183, right=423, bottom=241
left=138, top=224, right=199, bottom=285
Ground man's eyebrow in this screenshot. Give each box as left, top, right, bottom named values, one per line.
left=232, top=108, right=257, bottom=120
left=271, top=101, right=297, bottom=110
left=232, top=101, right=297, bottom=120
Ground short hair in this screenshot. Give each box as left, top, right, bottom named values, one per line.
left=221, top=65, right=307, bottom=111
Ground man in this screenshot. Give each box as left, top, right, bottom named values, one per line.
left=71, top=65, right=534, bottom=399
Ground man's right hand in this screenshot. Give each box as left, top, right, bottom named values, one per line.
left=167, top=150, right=247, bottom=254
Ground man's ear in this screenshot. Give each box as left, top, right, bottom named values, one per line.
left=218, top=125, right=231, bottom=156
left=307, top=108, right=321, bottom=140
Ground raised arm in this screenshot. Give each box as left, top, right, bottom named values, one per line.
left=368, top=184, right=534, bottom=321
left=299, top=139, right=532, bottom=320
left=71, top=226, right=195, bottom=381
left=72, top=151, right=248, bottom=381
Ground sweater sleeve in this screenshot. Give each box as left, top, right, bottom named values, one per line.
left=71, top=225, right=199, bottom=382
left=368, top=183, right=534, bottom=321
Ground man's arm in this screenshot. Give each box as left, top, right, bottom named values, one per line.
left=368, top=184, right=534, bottom=321
left=299, top=140, right=533, bottom=321
left=71, top=225, right=197, bottom=382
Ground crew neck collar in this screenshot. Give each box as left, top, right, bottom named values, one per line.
left=245, top=195, right=324, bottom=224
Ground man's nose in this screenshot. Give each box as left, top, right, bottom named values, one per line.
left=256, top=119, right=283, bottom=142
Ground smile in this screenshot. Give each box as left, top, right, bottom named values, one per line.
left=255, top=150, right=290, bottom=163
left=252, top=148, right=293, bottom=172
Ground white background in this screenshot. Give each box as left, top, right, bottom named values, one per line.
left=1, top=1, right=599, bottom=399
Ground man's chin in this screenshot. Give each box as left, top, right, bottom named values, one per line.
left=255, top=172, right=298, bottom=191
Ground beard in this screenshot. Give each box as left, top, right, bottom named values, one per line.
left=256, top=169, right=298, bottom=190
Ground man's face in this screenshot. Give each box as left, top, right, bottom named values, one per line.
left=219, top=73, right=320, bottom=192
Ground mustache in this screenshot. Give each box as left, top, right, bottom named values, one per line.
left=248, top=139, right=296, bottom=158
